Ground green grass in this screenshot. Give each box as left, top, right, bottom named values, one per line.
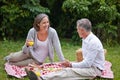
left=0, top=40, right=120, bottom=80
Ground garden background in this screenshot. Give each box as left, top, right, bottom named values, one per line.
left=0, top=0, right=120, bottom=80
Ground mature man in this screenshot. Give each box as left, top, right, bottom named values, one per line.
left=26, top=18, right=105, bottom=80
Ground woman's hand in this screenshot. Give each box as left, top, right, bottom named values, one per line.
left=26, top=40, right=34, bottom=47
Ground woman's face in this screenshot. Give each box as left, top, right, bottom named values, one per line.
left=38, top=16, right=49, bottom=31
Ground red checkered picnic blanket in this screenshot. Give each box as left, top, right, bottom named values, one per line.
left=5, top=61, right=114, bottom=79
left=101, top=61, right=114, bottom=78
left=5, top=62, right=63, bottom=78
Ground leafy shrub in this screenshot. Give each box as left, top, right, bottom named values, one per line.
left=0, top=0, right=50, bottom=40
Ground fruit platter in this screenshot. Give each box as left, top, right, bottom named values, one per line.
left=27, top=63, right=63, bottom=76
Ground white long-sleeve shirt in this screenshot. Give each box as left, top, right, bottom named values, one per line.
left=72, top=32, right=105, bottom=70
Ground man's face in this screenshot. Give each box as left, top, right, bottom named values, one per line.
left=76, top=26, right=85, bottom=38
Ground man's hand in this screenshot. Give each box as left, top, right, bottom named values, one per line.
left=60, top=60, right=72, bottom=68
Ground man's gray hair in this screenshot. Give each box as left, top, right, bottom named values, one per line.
left=77, top=18, right=92, bottom=32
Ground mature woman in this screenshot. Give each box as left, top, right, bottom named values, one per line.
left=4, top=13, right=65, bottom=66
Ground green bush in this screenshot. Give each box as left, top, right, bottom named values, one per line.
left=61, top=0, right=120, bottom=44
left=0, top=0, right=50, bottom=40
left=0, top=0, right=120, bottom=45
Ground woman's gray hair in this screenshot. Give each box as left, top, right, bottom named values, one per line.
left=33, top=13, right=49, bottom=31
left=77, top=18, right=92, bottom=32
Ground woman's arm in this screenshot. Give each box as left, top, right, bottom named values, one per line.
left=52, top=29, right=65, bottom=61
left=22, top=28, right=35, bottom=54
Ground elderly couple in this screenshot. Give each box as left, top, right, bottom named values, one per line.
left=4, top=13, right=105, bottom=80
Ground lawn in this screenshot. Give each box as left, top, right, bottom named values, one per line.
left=0, top=40, right=120, bottom=80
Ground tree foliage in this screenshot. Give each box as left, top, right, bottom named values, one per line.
left=0, top=0, right=50, bottom=40
left=62, top=0, right=120, bottom=45
left=0, top=0, right=120, bottom=45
